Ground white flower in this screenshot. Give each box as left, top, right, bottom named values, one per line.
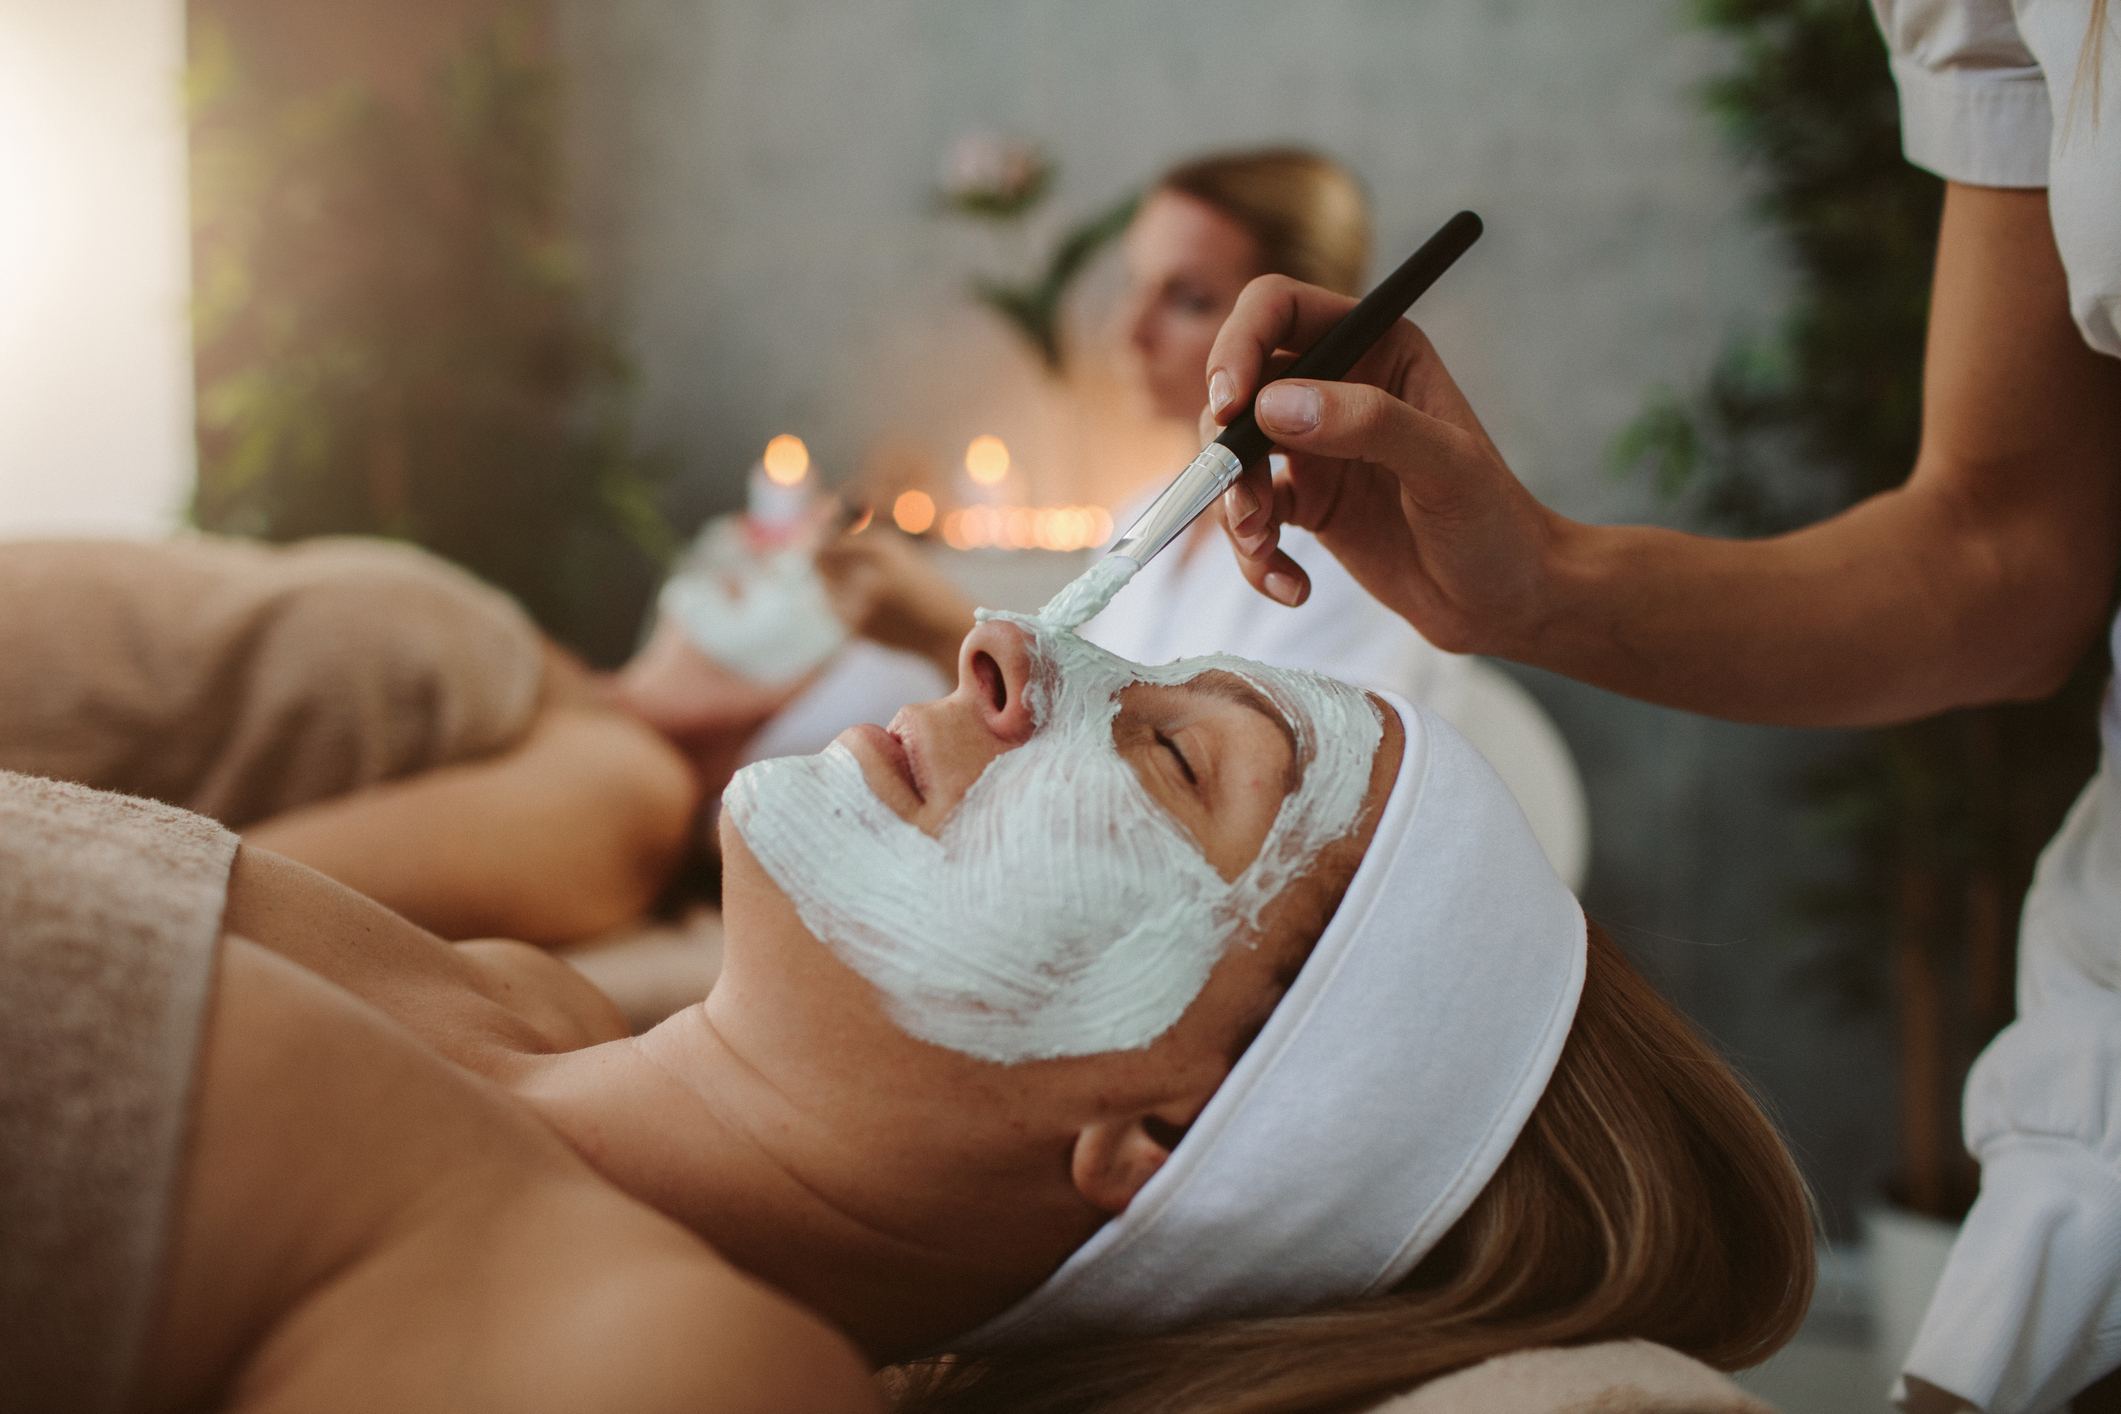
left=938, top=134, right=1052, bottom=217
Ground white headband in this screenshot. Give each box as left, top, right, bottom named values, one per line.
left=955, top=691, right=1587, bottom=1349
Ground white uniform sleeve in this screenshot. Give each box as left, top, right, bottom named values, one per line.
left=1874, top=0, right=2121, bottom=356
left=1871, top=0, right=2052, bottom=186
left=1901, top=768, right=2121, bottom=1412
left=1904, top=994, right=2121, bottom=1413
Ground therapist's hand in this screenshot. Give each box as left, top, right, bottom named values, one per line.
left=1204, top=275, right=1563, bottom=658
left=815, top=523, right=977, bottom=680
left=1208, top=189, right=2121, bottom=728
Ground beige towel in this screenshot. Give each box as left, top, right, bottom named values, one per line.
left=0, top=535, right=546, bottom=827
left=1368, top=1340, right=1779, bottom=1414
left=0, top=771, right=238, bottom=1414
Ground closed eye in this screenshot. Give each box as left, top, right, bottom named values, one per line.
left=1155, top=730, right=1198, bottom=787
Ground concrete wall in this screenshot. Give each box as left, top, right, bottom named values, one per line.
left=0, top=0, right=192, bottom=538
left=557, top=0, right=1791, bottom=523
left=556, top=0, right=1897, bottom=1230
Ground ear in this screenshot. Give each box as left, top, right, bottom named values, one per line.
left=1069, top=1113, right=1193, bottom=1216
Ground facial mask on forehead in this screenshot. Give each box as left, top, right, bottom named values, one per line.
left=723, top=601, right=1382, bottom=1064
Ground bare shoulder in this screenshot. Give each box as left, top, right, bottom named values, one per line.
left=417, top=1206, right=884, bottom=1414
left=505, top=1187, right=883, bottom=1414
left=229, top=1170, right=881, bottom=1414
left=160, top=938, right=873, bottom=1414
left=558, top=1241, right=885, bottom=1414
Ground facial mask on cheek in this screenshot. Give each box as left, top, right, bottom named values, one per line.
left=723, top=608, right=1382, bottom=1064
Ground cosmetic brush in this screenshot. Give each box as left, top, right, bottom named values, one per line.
left=1040, top=210, right=1483, bottom=630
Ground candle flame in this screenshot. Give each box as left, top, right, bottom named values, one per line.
left=892, top=490, right=937, bottom=535
left=939, top=505, right=1111, bottom=552
left=763, top=434, right=810, bottom=485
left=964, top=435, right=1010, bottom=485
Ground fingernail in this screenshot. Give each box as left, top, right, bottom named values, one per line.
left=1208, top=369, right=1235, bottom=417
left=1236, top=527, right=1271, bottom=557
left=1264, top=571, right=1302, bottom=606
left=1257, top=383, right=1320, bottom=434
left=1223, top=481, right=1258, bottom=528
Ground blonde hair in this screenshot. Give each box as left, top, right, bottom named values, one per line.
left=1157, top=150, right=1371, bottom=297
left=886, top=921, right=1816, bottom=1414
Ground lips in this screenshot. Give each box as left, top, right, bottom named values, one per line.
left=851, top=721, right=923, bottom=804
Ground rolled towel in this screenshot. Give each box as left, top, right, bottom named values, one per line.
left=1367, top=1340, right=1779, bottom=1414
left=0, top=771, right=238, bottom=1414
left=0, top=535, right=546, bottom=827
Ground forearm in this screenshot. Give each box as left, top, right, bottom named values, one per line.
left=1525, top=478, right=2115, bottom=727
left=248, top=705, right=700, bottom=944
left=848, top=579, right=974, bottom=679
left=1509, top=183, right=2121, bottom=725
left=1543, top=185, right=2121, bottom=724
left=221, top=847, right=630, bottom=1064
left=907, top=603, right=977, bottom=680
left=814, top=529, right=977, bottom=678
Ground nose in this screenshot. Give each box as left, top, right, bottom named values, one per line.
left=1125, top=293, right=1158, bottom=356
left=1108, top=281, right=1153, bottom=356
left=956, top=619, right=1038, bottom=747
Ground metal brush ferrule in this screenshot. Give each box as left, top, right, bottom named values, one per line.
left=1104, top=443, right=1246, bottom=571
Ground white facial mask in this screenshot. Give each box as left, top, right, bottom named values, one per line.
left=723, top=601, right=1382, bottom=1064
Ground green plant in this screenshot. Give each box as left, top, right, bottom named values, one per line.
left=969, top=193, right=1140, bottom=373
left=1608, top=0, right=2106, bottom=1220
left=935, top=136, right=1138, bottom=372
left=188, top=8, right=669, bottom=662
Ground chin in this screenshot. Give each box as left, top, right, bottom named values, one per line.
left=713, top=822, right=798, bottom=957
left=715, top=813, right=770, bottom=917
left=709, top=817, right=857, bottom=1026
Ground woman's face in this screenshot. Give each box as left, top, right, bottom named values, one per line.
left=717, top=618, right=1387, bottom=1068
left=1115, top=190, right=1264, bottom=425
left=846, top=637, right=1295, bottom=883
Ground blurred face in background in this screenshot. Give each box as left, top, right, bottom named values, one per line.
left=1114, top=189, right=1263, bottom=425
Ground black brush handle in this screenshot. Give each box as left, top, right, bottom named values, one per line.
left=1214, top=209, right=1483, bottom=468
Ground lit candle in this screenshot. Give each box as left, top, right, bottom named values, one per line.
left=936, top=503, right=1109, bottom=552
left=892, top=489, right=936, bottom=535
left=965, top=435, right=1010, bottom=490
left=749, top=434, right=812, bottom=539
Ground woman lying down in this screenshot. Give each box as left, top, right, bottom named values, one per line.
left=0, top=611, right=1812, bottom=1414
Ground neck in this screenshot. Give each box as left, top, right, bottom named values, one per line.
left=512, top=1007, right=1091, bottom=1362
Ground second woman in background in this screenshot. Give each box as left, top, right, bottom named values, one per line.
left=824, top=148, right=1464, bottom=711
left=1080, top=149, right=1461, bottom=707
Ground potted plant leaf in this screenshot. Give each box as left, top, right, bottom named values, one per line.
left=187, top=2, right=670, bottom=664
